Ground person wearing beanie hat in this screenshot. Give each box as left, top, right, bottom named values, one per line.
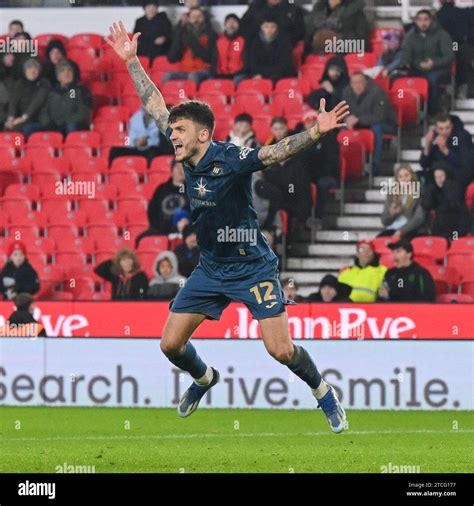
left=306, top=274, right=352, bottom=302
left=172, top=209, right=191, bottom=233
left=308, top=55, right=349, bottom=112
left=4, top=56, right=50, bottom=137
left=338, top=240, right=387, bottom=302
left=41, top=38, right=80, bottom=86
left=174, top=224, right=200, bottom=278
left=39, top=57, right=91, bottom=136
left=7, top=293, right=47, bottom=337
left=133, top=0, right=172, bottom=62
left=1, top=241, right=40, bottom=300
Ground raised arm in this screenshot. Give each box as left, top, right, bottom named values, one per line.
left=105, top=21, right=169, bottom=134
left=258, top=99, right=350, bottom=166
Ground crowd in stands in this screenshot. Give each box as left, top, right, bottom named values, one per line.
left=0, top=0, right=473, bottom=305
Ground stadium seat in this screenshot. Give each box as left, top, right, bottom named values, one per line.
left=304, top=54, right=334, bottom=66
left=65, top=131, right=101, bottom=150
left=338, top=128, right=375, bottom=176
left=412, top=236, right=448, bottom=263
left=94, top=183, right=118, bottom=202
left=27, top=252, right=48, bottom=271
left=68, top=32, right=103, bottom=52
left=47, top=224, right=79, bottom=246
left=70, top=155, right=108, bottom=175
left=110, top=156, right=148, bottom=177
left=299, top=65, right=325, bottom=90
left=237, top=78, right=273, bottom=99
left=448, top=237, right=474, bottom=254
left=116, top=196, right=147, bottom=216
left=35, top=33, right=69, bottom=49
left=199, top=78, right=234, bottom=98
left=460, top=274, right=474, bottom=297
left=121, top=94, right=142, bottom=115
left=338, top=140, right=365, bottom=180
left=371, top=236, right=397, bottom=255
left=162, top=79, right=197, bottom=99
left=63, top=276, right=96, bottom=300
left=4, top=183, right=40, bottom=202
left=76, top=197, right=109, bottom=215
left=213, top=116, right=234, bottom=142
left=0, top=132, right=25, bottom=152
left=252, top=115, right=273, bottom=145
left=465, top=183, right=474, bottom=210
left=0, top=146, right=15, bottom=167
left=7, top=224, right=40, bottom=243
left=437, top=293, right=473, bottom=303
left=271, top=91, right=304, bottom=117
left=344, top=52, right=377, bottom=73
left=195, top=92, right=227, bottom=108
left=8, top=210, right=47, bottom=229
left=87, top=224, right=118, bottom=243
left=27, top=131, right=63, bottom=151
left=392, top=77, right=429, bottom=128
left=93, top=119, right=123, bottom=138
left=147, top=170, right=170, bottom=187
left=138, top=251, right=159, bottom=279
left=149, top=155, right=174, bottom=173
left=31, top=155, right=70, bottom=176
left=137, top=235, right=169, bottom=253
left=29, top=237, right=56, bottom=257
left=1, top=196, right=31, bottom=214
left=274, top=78, right=311, bottom=98
left=379, top=253, right=395, bottom=269
left=40, top=197, right=71, bottom=215
left=446, top=252, right=474, bottom=277
left=55, top=252, right=87, bottom=271
left=95, top=105, right=130, bottom=124
left=389, top=89, right=420, bottom=161
left=425, top=265, right=461, bottom=294
left=109, top=170, right=140, bottom=196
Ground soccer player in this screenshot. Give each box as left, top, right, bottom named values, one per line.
left=107, top=22, right=349, bottom=433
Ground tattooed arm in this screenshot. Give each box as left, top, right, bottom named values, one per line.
left=106, top=21, right=169, bottom=134
left=258, top=99, right=350, bottom=167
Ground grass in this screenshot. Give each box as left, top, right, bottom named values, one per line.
left=0, top=407, right=472, bottom=473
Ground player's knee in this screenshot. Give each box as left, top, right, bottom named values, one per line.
left=160, top=338, right=183, bottom=358
left=268, top=344, right=294, bottom=364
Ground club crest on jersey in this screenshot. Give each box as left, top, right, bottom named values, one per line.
left=193, top=177, right=213, bottom=198
left=239, top=147, right=253, bottom=160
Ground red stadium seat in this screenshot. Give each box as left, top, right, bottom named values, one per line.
left=412, top=236, right=448, bottom=262
left=27, top=131, right=63, bottom=151
left=110, top=156, right=148, bottom=177
left=7, top=224, right=40, bottom=243
left=199, top=78, right=235, bottom=98
left=95, top=105, right=130, bottom=124
left=68, top=32, right=103, bottom=52
left=138, top=251, right=159, bottom=279
left=149, top=155, right=174, bottom=173
left=151, top=55, right=181, bottom=72
left=389, top=89, right=420, bottom=161
left=344, top=52, right=377, bottom=73
left=8, top=210, right=47, bottom=229
left=0, top=132, right=25, bottom=152
left=137, top=235, right=169, bottom=253
left=29, top=237, right=56, bottom=257
left=65, top=131, right=101, bottom=150
left=109, top=170, right=140, bottom=196
left=299, top=64, right=325, bottom=90
left=47, top=223, right=79, bottom=245
left=4, top=183, right=40, bottom=201
left=87, top=224, right=118, bottom=243
left=1, top=196, right=31, bottom=214
left=274, top=78, right=311, bottom=98
left=271, top=91, right=304, bottom=116
left=237, top=78, right=273, bottom=99
left=147, top=172, right=170, bottom=188
left=379, top=253, right=395, bottom=269
left=213, top=116, right=234, bottom=142
left=162, top=79, right=197, bottom=99
left=27, top=252, right=48, bottom=271
left=195, top=92, right=227, bottom=108
left=446, top=252, right=474, bottom=277
left=76, top=197, right=109, bottom=215
left=338, top=140, right=365, bottom=180
left=56, top=251, right=87, bottom=272
left=0, top=146, right=15, bottom=167
left=425, top=265, right=461, bottom=294
left=304, top=54, right=334, bottom=66
left=437, top=293, right=473, bottom=303
left=121, top=94, right=142, bottom=115
left=35, top=33, right=69, bottom=48
left=448, top=237, right=474, bottom=254
left=392, top=77, right=429, bottom=128
left=465, top=183, right=474, bottom=210
left=371, top=236, right=397, bottom=255
left=117, top=196, right=147, bottom=215
left=252, top=115, right=273, bottom=145
left=70, top=155, right=108, bottom=175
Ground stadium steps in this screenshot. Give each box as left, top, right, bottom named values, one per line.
left=287, top=257, right=353, bottom=270
left=344, top=203, right=384, bottom=215
left=337, top=216, right=383, bottom=229
left=291, top=243, right=357, bottom=257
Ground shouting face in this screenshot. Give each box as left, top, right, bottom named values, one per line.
left=169, top=118, right=211, bottom=163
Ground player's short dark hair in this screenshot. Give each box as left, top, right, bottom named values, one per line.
left=225, top=13, right=240, bottom=24
left=416, top=9, right=432, bottom=18
left=169, top=100, right=215, bottom=136
left=234, top=113, right=253, bottom=125
left=9, top=19, right=24, bottom=29
left=435, top=113, right=452, bottom=124
left=271, top=116, right=287, bottom=126
left=13, top=293, right=33, bottom=312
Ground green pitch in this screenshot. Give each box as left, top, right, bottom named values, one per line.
left=0, top=407, right=472, bottom=473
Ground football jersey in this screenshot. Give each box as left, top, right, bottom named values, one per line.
left=165, top=127, right=274, bottom=268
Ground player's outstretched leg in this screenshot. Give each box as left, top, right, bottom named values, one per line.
left=260, top=313, right=346, bottom=433
left=161, top=312, right=220, bottom=418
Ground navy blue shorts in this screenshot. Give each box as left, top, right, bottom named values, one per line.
left=170, top=253, right=295, bottom=320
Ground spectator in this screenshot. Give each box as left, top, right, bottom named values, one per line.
left=252, top=117, right=288, bottom=231
left=211, top=13, right=246, bottom=82
left=0, top=241, right=40, bottom=300
left=307, top=55, right=349, bottom=112
left=133, top=0, right=172, bottom=62
left=240, top=0, right=306, bottom=46
left=420, top=114, right=473, bottom=189
left=378, top=239, right=436, bottom=302
left=148, top=251, right=186, bottom=300
left=41, top=38, right=81, bottom=86
left=378, top=164, right=426, bottom=240
left=421, top=163, right=471, bottom=241
left=10, top=32, right=35, bottom=80
left=338, top=240, right=387, bottom=302
left=166, top=7, right=217, bottom=85
left=226, top=113, right=259, bottom=148
left=94, top=249, right=149, bottom=301
left=436, top=0, right=474, bottom=100
left=39, top=61, right=92, bottom=136
left=136, top=162, right=189, bottom=245
left=306, top=274, right=352, bottom=302
left=174, top=224, right=199, bottom=277
left=172, top=209, right=191, bottom=234
left=291, top=109, right=340, bottom=219
left=342, top=72, right=397, bottom=173
left=280, top=278, right=305, bottom=303
left=0, top=79, right=10, bottom=130
left=376, top=28, right=404, bottom=80
left=7, top=293, right=46, bottom=337
left=7, top=20, right=24, bottom=38
left=4, top=58, right=50, bottom=138
left=177, top=0, right=221, bottom=34
left=400, top=9, right=454, bottom=114
left=306, top=0, right=370, bottom=54
left=109, top=106, right=174, bottom=165
left=242, top=16, right=297, bottom=83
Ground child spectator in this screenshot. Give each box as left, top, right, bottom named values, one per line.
left=148, top=251, right=186, bottom=301
left=1, top=241, right=40, bottom=300
left=306, top=274, right=352, bottom=302
left=7, top=293, right=47, bottom=337
left=94, top=249, right=149, bottom=301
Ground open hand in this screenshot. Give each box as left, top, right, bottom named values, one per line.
left=316, top=99, right=350, bottom=134
left=105, top=21, right=140, bottom=63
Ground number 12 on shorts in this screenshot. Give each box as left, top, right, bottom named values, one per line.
left=250, top=282, right=278, bottom=309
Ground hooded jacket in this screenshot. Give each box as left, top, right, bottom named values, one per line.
left=42, top=39, right=81, bottom=85
left=148, top=251, right=186, bottom=301
left=0, top=259, right=40, bottom=300
left=307, top=55, right=349, bottom=110
left=400, top=19, right=454, bottom=71
left=338, top=255, right=387, bottom=303
left=342, top=76, right=397, bottom=128
left=306, top=274, right=352, bottom=302
left=94, top=260, right=149, bottom=301
left=8, top=75, right=50, bottom=122
left=39, top=76, right=92, bottom=128
left=419, top=115, right=474, bottom=189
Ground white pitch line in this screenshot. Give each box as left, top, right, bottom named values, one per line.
left=1, top=428, right=474, bottom=443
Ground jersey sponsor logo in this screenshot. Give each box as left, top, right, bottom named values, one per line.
left=212, top=166, right=222, bottom=175
left=239, top=147, right=253, bottom=160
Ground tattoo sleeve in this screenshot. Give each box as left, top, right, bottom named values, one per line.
left=126, top=57, right=169, bottom=134
left=258, top=125, right=322, bottom=166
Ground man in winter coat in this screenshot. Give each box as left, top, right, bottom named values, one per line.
left=1, top=241, right=40, bottom=300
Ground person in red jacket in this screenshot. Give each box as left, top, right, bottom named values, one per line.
left=211, top=13, right=246, bottom=83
